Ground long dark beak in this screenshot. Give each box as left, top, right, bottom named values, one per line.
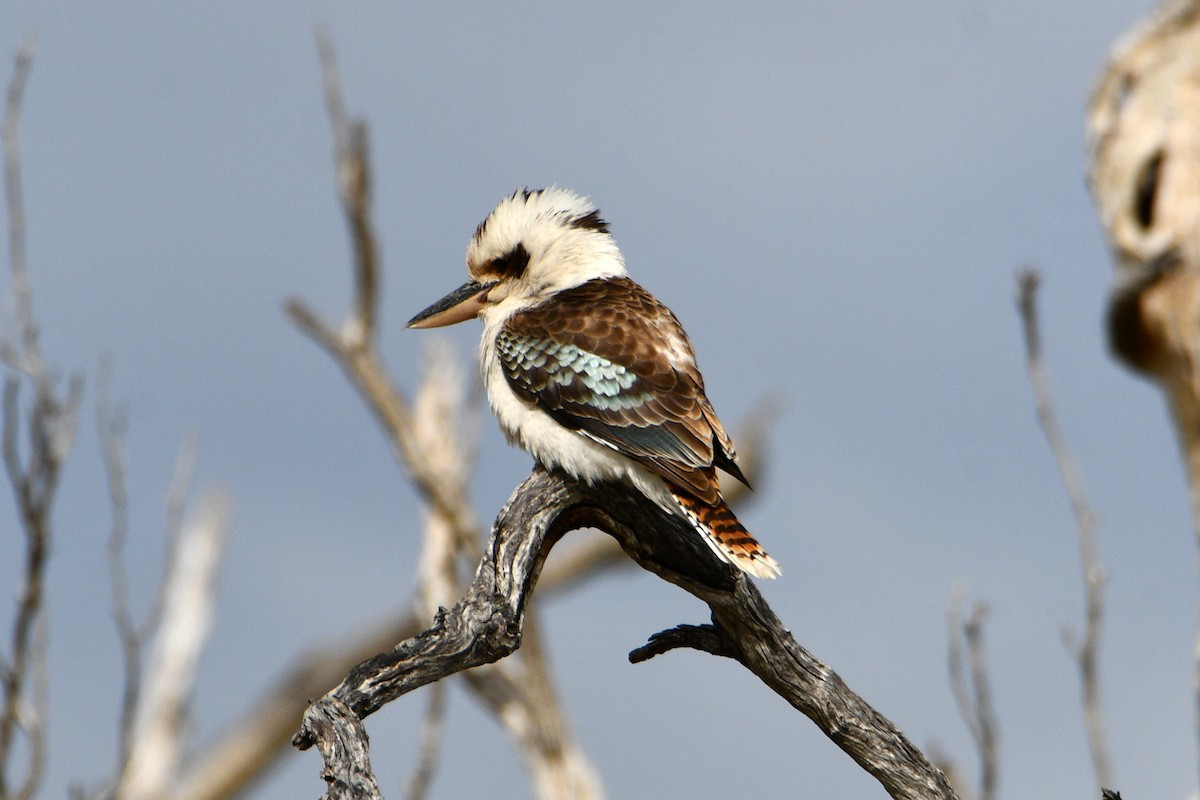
left=406, top=280, right=496, bottom=329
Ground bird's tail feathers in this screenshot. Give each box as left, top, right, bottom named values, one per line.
left=668, top=488, right=781, bottom=580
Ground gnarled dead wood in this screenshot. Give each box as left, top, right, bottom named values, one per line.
left=294, top=467, right=957, bottom=800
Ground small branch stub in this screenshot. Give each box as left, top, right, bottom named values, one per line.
left=629, top=623, right=741, bottom=663
left=296, top=696, right=383, bottom=800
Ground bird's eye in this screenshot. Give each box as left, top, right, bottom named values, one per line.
left=490, top=243, right=531, bottom=279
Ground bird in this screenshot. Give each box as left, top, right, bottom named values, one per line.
left=407, top=187, right=780, bottom=579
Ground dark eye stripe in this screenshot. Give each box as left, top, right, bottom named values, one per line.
left=490, top=243, right=531, bottom=279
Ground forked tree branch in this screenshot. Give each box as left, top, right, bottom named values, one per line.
left=294, top=467, right=958, bottom=800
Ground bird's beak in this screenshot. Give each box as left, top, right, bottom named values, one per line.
left=406, top=280, right=496, bottom=329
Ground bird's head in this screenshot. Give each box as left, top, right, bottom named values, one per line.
left=407, top=187, right=626, bottom=329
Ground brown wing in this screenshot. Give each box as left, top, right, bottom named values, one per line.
left=496, top=276, right=745, bottom=504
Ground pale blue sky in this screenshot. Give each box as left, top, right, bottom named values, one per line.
left=1, top=2, right=1187, bottom=798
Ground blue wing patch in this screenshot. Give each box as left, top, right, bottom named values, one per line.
left=497, top=332, right=654, bottom=411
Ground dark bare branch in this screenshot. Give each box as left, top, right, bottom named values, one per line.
left=295, top=468, right=957, bottom=800
left=1, top=39, right=81, bottom=800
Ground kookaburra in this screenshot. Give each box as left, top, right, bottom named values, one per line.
left=407, top=187, right=779, bottom=579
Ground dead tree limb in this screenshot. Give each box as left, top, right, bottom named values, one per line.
left=294, top=467, right=958, bottom=800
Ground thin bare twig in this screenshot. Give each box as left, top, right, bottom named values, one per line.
left=97, top=363, right=200, bottom=795
left=4, top=38, right=34, bottom=360
left=1, top=38, right=83, bottom=800
left=948, top=588, right=997, bottom=800
left=1016, top=269, right=1112, bottom=789
left=317, top=30, right=376, bottom=341
left=96, top=362, right=141, bottom=775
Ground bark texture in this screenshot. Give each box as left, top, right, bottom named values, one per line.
left=294, top=467, right=957, bottom=800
